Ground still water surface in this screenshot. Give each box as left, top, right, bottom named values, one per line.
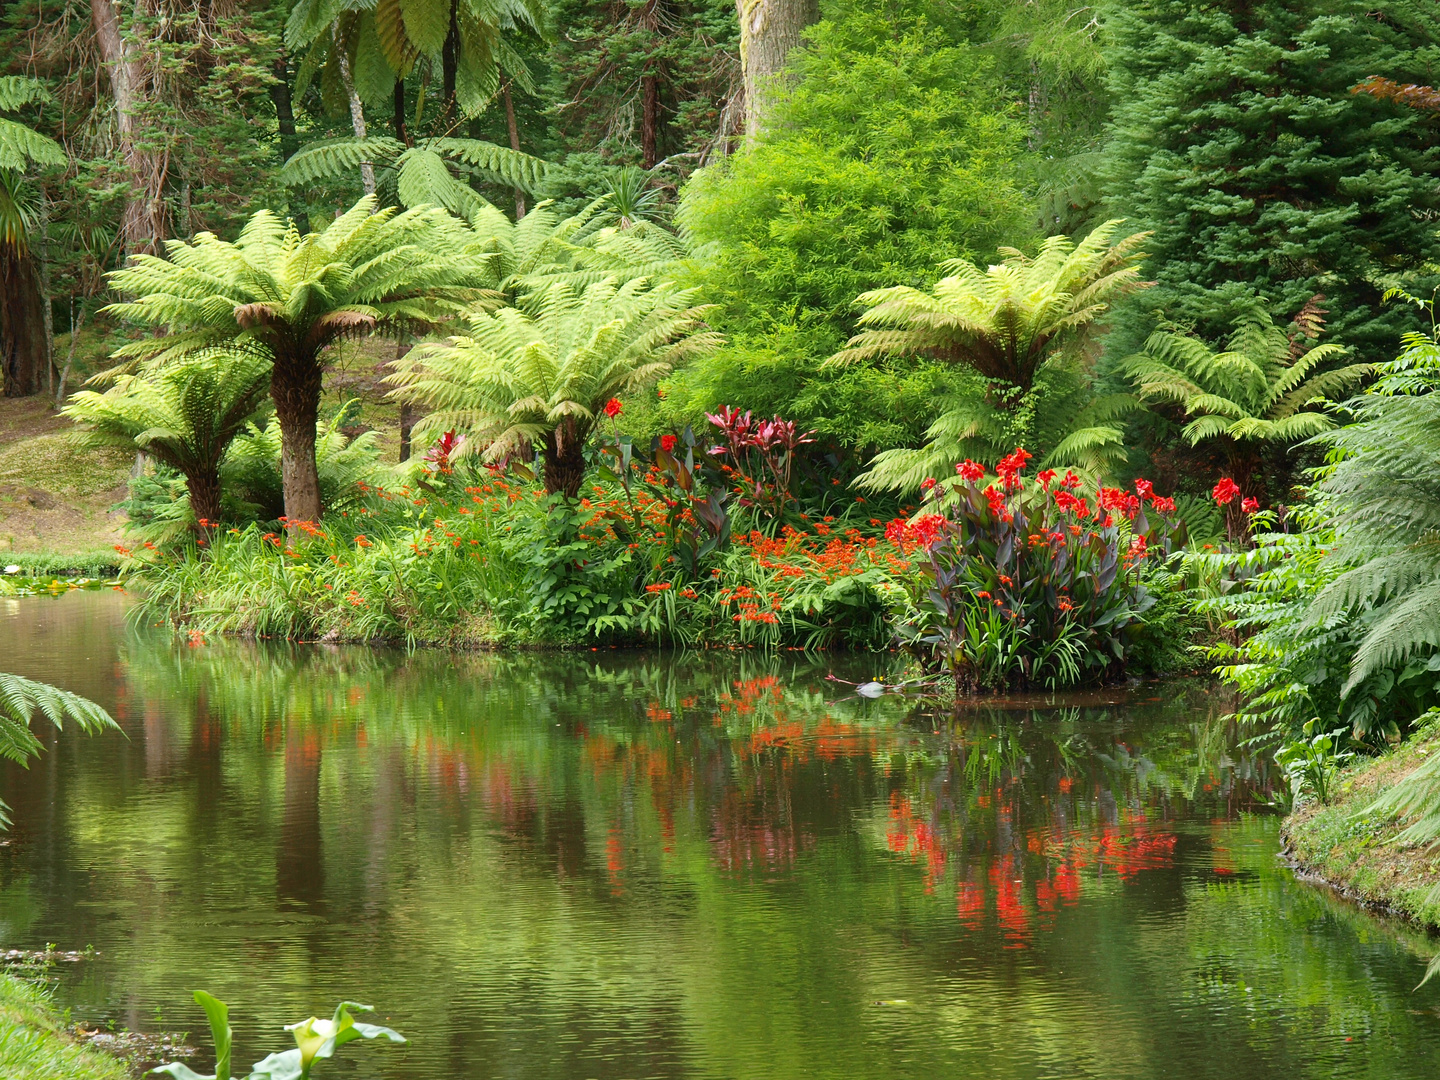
left=2, top=592, right=1440, bottom=1079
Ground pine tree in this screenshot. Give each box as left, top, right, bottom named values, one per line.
left=544, top=0, right=740, bottom=168
left=1101, top=0, right=1440, bottom=359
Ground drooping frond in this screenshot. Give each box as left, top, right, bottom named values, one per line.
left=280, top=136, right=407, bottom=187
left=0, top=673, right=117, bottom=827
left=432, top=138, right=552, bottom=192
left=0, top=117, right=64, bottom=171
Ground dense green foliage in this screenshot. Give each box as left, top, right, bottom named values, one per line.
left=1101, top=0, right=1440, bottom=358
left=658, top=0, right=1031, bottom=451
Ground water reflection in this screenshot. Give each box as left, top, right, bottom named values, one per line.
left=0, top=593, right=1438, bottom=1079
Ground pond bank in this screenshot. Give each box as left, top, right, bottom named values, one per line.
left=0, top=973, right=128, bottom=1080
left=1283, top=729, right=1440, bottom=929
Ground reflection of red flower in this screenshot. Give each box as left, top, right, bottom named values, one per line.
left=1213, top=477, right=1241, bottom=505
left=660, top=434, right=677, bottom=453
left=604, top=397, right=622, bottom=418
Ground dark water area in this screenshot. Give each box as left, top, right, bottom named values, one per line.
left=2, top=591, right=1440, bottom=1079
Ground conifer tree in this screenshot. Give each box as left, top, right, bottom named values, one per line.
left=1101, top=0, right=1440, bottom=359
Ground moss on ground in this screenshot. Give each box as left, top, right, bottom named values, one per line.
left=0, top=973, right=129, bottom=1080
left=1284, top=729, right=1440, bottom=928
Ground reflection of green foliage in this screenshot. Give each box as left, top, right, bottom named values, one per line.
left=10, top=620, right=1440, bottom=1077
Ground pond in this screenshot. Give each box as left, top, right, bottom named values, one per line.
left=2, top=591, right=1440, bottom=1079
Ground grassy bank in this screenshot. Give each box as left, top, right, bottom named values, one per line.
left=1284, top=728, right=1440, bottom=928
left=0, top=973, right=129, bottom=1080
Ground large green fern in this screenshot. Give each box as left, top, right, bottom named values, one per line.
left=64, top=350, right=274, bottom=525
left=828, top=219, right=1149, bottom=389
left=0, top=673, right=117, bottom=828
left=387, top=277, right=720, bottom=496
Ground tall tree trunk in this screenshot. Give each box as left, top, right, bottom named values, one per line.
left=35, top=198, right=54, bottom=396
left=394, top=77, right=411, bottom=146
left=272, top=53, right=301, bottom=162
left=186, top=465, right=222, bottom=526
left=90, top=0, right=167, bottom=253
left=502, top=82, right=525, bottom=218
left=55, top=298, right=89, bottom=406
left=440, top=0, right=458, bottom=123
left=270, top=353, right=325, bottom=525
left=0, top=248, right=47, bottom=398
left=270, top=52, right=310, bottom=233
left=334, top=27, right=376, bottom=195
left=641, top=73, right=660, bottom=169
left=734, top=0, right=818, bottom=136
left=542, top=420, right=587, bottom=498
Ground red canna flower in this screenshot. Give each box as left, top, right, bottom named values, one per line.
left=660, top=434, right=677, bottom=453
left=1212, top=477, right=1241, bottom=505
left=1241, top=496, right=1259, bottom=514
left=920, top=477, right=937, bottom=493
left=604, top=398, right=623, bottom=418
left=1134, top=478, right=1154, bottom=499
left=1036, top=469, right=1057, bottom=489
left=957, top=459, right=984, bottom=482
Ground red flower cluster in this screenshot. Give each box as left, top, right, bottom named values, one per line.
left=659, top=434, right=678, bottom=453
left=957, top=459, right=985, bottom=482
left=604, top=398, right=623, bottom=418
left=1241, top=496, right=1259, bottom=514
left=996, top=447, right=1032, bottom=491
left=1213, top=477, right=1241, bottom=505
left=885, top=514, right=946, bottom=551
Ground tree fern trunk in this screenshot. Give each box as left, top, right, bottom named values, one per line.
left=542, top=421, right=587, bottom=499
left=186, top=465, right=223, bottom=527
left=271, top=354, right=325, bottom=525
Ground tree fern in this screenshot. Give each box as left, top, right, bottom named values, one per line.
left=64, top=350, right=273, bottom=526
left=282, top=136, right=553, bottom=203
left=828, top=219, right=1149, bottom=389
left=0, top=673, right=117, bottom=828
left=1126, top=300, right=1370, bottom=528
left=103, top=196, right=492, bottom=524
left=858, top=364, right=1137, bottom=493
left=387, top=277, right=720, bottom=496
